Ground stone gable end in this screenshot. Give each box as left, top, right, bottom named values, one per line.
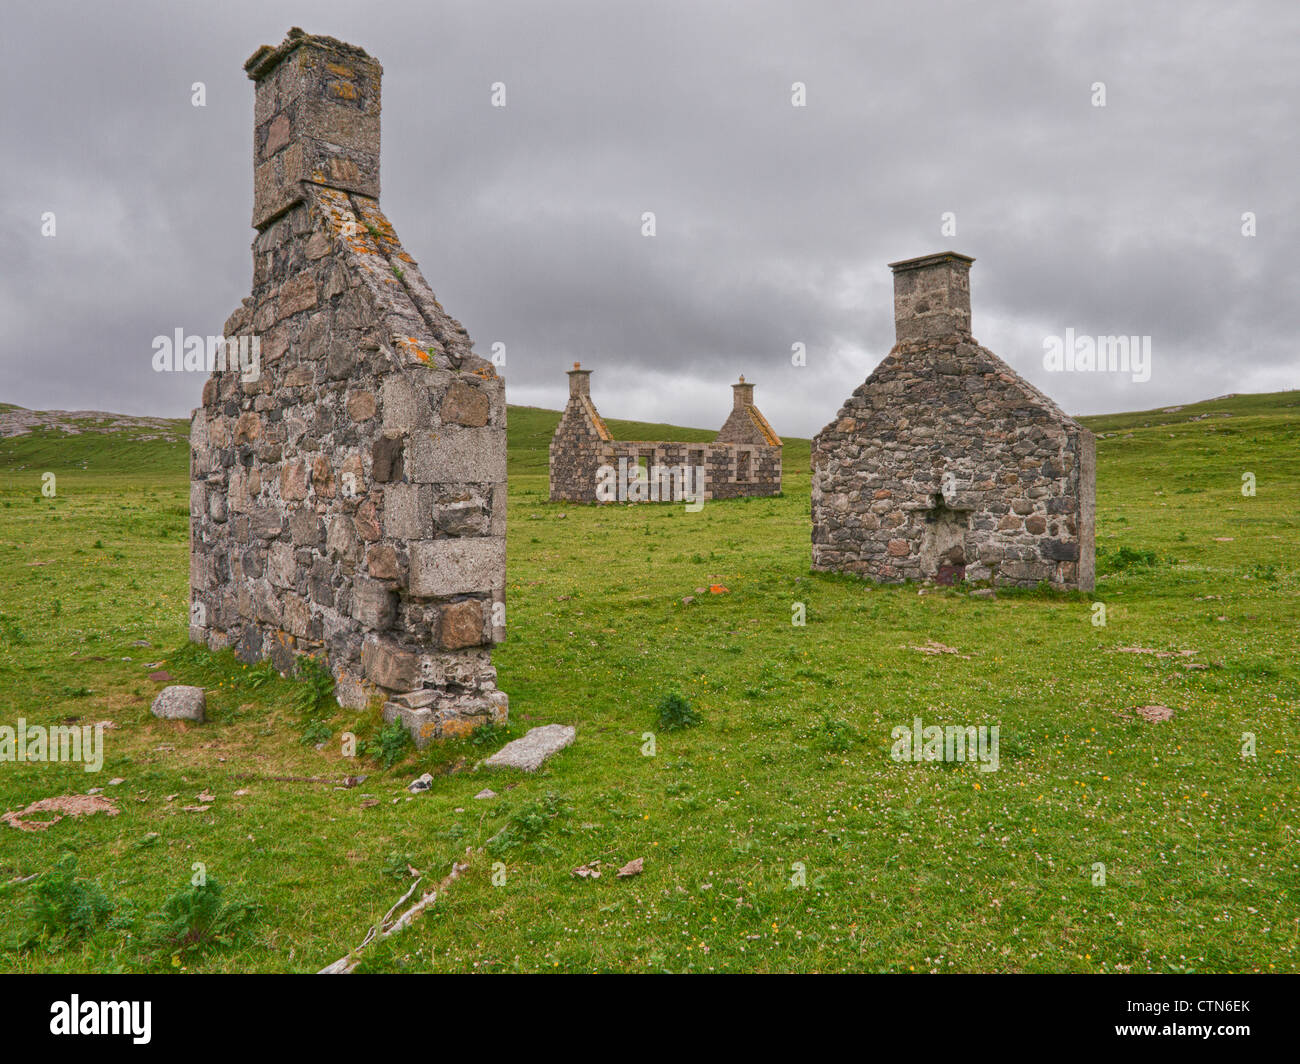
left=189, top=29, right=507, bottom=744
left=811, top=252, right=1095, bottom=590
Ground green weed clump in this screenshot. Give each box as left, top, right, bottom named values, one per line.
left=656, top=691, right=701, bottom=731
left=1098, top=545, right=1160, bottom=574
left=470, top=720, right=510, bottom=748
left=486, top=792, right=570, bottom=855
left=809, top=711, right=861, bottom=754
left=145, top=879, right=260, bottom=963
left=18, top=854, right=114, bottom=948
left=375, top=719, right=412, bottom=769
left=381, top=852, right=418, bottom=880
left=293, top=655, right=336, bottom=716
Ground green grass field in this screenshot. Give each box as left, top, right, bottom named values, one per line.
left=0, top=392, right=1296, bottom=972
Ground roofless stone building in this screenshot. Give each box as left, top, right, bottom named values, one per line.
left=549, top=365, right=782, bottom=503
left=189, top=29, right=507, bottom=743
left=811, top=252, right=1095, bottom=590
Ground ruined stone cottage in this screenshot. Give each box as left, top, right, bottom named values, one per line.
left=189, top=29, right=507, bottom=743
left=811, top=252, right=1095, bottom=589
left=549, top=365, right=782, bottom=503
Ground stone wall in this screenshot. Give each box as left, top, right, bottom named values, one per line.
left=189, top=29, right=507, bottom=744
left=548, top=365, right=782, bottom=503
left=811, top=252, right=1095, bottom=590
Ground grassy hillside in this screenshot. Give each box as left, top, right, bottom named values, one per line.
left=0, top=392, right=1296, bottom=973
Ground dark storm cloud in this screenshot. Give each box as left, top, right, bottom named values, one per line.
left=2, top=0, right=1296, bottom=435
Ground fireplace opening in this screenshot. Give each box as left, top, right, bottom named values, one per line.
left=919, top=497, right=969, bottom=585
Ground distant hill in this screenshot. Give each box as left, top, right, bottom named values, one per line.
left=0, top=404, right=189, bottom=475
left=1079, top=390, right=1300, bottom=435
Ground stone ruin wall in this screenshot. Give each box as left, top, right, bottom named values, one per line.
left=811, top=252, right=1095, bottom=590
left=189, top=30, right=507, bottom=744
left=549, top=367, right=782, bottom=503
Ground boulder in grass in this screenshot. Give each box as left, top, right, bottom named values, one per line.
left=482, top=724, right=575, bottom=772
left=150, top=686, right=205, bottom=722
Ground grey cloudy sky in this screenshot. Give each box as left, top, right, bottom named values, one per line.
left=2, top=0, right=1296, bottom=437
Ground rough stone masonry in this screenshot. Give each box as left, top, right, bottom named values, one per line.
left=189, top=29, right=507, bottom=744
left=811, top=252, right=1095, bottom=590
left=549, top=365, right=782, bottom=502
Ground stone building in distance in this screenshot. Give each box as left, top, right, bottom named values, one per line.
left=549, top=365, right=782, bottom=503
left=189, top=29, right=507, bottom=744
left=811, top=252, right=1095, bottom=590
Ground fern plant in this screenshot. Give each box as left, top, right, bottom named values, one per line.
left=19, top=854, right=113, bottom=947
left=146, top=879, right=260, bottom=961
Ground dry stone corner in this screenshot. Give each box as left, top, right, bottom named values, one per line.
left=188, top=29, right=507, bottom=746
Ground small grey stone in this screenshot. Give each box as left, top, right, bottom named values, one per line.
left=151, top=685, right=206, bottom=722
left=473, top=788, right=497, bottom=800
left=482, top=724, right=575, bottom=772
left=970, top=588, right=997, bottom=600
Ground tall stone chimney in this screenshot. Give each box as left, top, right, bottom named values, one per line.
left=245, top=28, right=382, bottom=230
left=889, top=251, right=974, bottom=343
left=731, top=374, right=755, bottom=410
left=193, top=29, right=508, bottom=746
left=567, top=361, right=592, bottom=398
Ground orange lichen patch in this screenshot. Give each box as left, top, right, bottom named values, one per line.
left=580, top=396, right=611, bottom=441
left=3, top=794, right=119, bottom=832
left=326, top=61, right=355, bottom=78
left=330, top=81, right=358, bottom=100
left=397, top=336, right=432, bottom=363
left=746, top=406, right=782, bottom=447
left=471, top=366, right=498, bottom=381
left=709, top=584, right=729, bottom=594
left=353, top=203, right=400, bottom=243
